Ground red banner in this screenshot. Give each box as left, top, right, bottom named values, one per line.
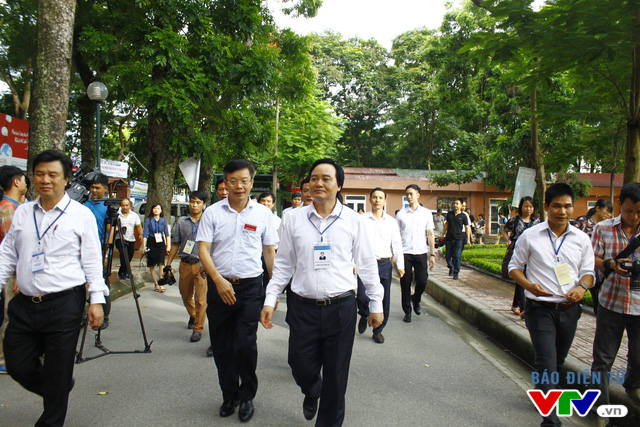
left=0, top=113, right=29, bottom=170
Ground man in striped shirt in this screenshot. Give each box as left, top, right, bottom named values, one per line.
left=591, top=182, right=640, bottom=413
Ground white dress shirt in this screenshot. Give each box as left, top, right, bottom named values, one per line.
left=0, top=194, right=109, bottom=304
left=396, top=205, right=435, bottom=255
left=265, top=201, right=384, bottom=312
left=508, top=221, right=595, bottom=303
left=362, top=211, right=404, bottom=270
left=196, top=198, right=276, bottom=278
left=272, top=212, right=282, bottom=249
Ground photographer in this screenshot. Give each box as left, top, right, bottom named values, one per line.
left=590, top=182, right=640, bottom=414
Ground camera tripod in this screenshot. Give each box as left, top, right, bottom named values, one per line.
left=76, top=201, right=152, bottom=363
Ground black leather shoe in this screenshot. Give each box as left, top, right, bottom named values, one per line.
left=238, top=400, right=254, bottom=422
left=372, top=333, right=384, bottom=344
left=190, top=331, right=202, bottom=342
left=412, top=298, right=421, bottom=315
left=187, top=317, right=195, bottom=329
left=303, top=395, right=319, bottom=420
left=219, top=399, right=238, bottom=417
left=448, top=267, right=453, bottom=276
left=357, top=316, right=368, bottom=334
left=403, top=313, right=411, bottom=323
left=206, top=346, right=213, bottom=357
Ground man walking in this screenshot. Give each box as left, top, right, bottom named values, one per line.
left=395, top=184, right=436, bottom=323
left=261, top=158, right=384, bottom=426
left=590, top=182, right=640, bottom=418
left=0, top=149, right=108, bottom=427
left=115, top=198, right=142, bottom=280
left=198, top=160, right=276, bottom=422
left=508, top=183, right=595, bottom=427
left=442, top=198, right=469, bottom=280
left=167, top=191, right=208, bottom=343
left=357, top=187, right=404, bottom=343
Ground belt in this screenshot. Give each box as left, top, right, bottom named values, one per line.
left=21, top=285, right=85, bottom=304
left=528, top=298, right=576, bottom=311
left=224, top=276, right=261, bottom=285
left=377, top=258, right=390, bottom=263
left=181, top=257, right=200, bottom=265
left=288, top=290, right=355, bottom=307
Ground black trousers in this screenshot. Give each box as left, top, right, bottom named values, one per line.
left=116, top=239, right=135, bottom=276
left=400, top=253, right=428, bottom=315
left=524, top=299, right=582, bottom=427
left=4, top=286, right=85, bottom=427
left=287, top=292, right=357, bottom=427
left=206, top=276, right=263, bottom=403
left=356, top=259, right=392, bottom=334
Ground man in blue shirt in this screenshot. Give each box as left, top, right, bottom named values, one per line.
left=84, top=172, right=110, bottom=329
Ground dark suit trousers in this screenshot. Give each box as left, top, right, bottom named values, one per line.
left=400, top=253, right=428, bottom=315
left=286, top=292, right=356, bottom=427
left=524, top=299, right=582, bottom=427
left=356, top=259, right=392, bottom=334
left=3, top=286, right=85, bottom=427
left=207, top=276, right=263, bottom=403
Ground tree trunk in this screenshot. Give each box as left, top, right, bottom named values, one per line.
left=273, top=96, right=280, bottom=200
left=198, top=158, right=215, bottom=197
left=530, top=88, right=546, bottom=220
left=28, top=0, right=76, bottom=173
left=147, top=113, right=178, bottom=218
left=625, top=6, right=640, bottom=184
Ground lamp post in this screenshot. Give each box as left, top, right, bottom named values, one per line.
left=87, top=82, right=108, bottom=170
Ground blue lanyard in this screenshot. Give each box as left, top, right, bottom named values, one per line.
left=547, top=228, right=568, bottom=262
left=520, top=218, right=531, bottom=230
left=307, top=204, right=343, bottom=242
left=190, top=218, right=199, bottom=239
left=33, top=200, right=71, bottom=243
left=620, top=225, right=640, bottom=260
left=153, top=218, right=163, bottom=234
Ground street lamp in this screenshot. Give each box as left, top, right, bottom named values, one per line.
left=87, top=81, right=108, bottom=170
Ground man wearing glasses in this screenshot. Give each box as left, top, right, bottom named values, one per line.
left=198, top=160, right=276, bottom=423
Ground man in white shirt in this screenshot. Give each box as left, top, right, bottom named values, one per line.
left=0, top=149, right=108, bottom=427
left=357, top=187, right=405, bottom=343
left=198, top=160, right=276, bottom=423
left=508, top=183, right=595, bottom=427
left=115, top=198, right=142, bottom=280
left=261, top=158, right=384, bottom=426
left=395, top=184, right=436, bottom=323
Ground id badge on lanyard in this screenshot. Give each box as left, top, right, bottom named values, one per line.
left=184, top=240, right=196, bottom=254
left=314, top=241, right=332, bottom=269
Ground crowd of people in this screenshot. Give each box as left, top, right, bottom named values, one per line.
left=0, top=152, right=638, bottom=427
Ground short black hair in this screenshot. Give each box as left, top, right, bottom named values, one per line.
left=405, top=184, right=421, bottom=194
left=88, top=171, right=109, bottom=186
left=517, top=196, right=535, bottom=216
left=308, top=158, right=344, bottom=188
left=300, top=176, right=310, bottom=187
left=223, top=159, right=256, bottom=179
left=436, top=208, right=442, bottom=213
left=0, top=166, right=26, bottom=192
left=619, top=183, right=640, bottom=205
left=215, top=177, right=225, bottom=190
left=454, top=197, right=464, bottom=204
left=370, top=187, right=386, bottom=198
left=33, top=149, right=73, bottom=180
left=189, top=190, right=208, bottom=203
left=292, top=192, right=301, bottom=199
left=258, top=191, right=275, bottom=203
left=545, top=183, right=574, bottom=205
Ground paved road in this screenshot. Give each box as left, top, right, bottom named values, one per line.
left=1, top=274, right=589, bottom=426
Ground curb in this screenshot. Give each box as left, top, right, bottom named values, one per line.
left=426, top=275, right=640, bottom=425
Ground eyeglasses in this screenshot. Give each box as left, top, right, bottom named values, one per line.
left=226, top=179, right=252, bottom=187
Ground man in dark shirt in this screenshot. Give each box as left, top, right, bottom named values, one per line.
left=442, top=198, right=469, bottom=280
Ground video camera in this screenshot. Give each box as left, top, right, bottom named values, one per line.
left=619, top=261, right=640, bottom=290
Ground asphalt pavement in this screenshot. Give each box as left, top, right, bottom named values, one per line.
left=1, top=258, right=554, bottom=427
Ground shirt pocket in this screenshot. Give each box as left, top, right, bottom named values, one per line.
left=241, top=223, right=264, bottom=247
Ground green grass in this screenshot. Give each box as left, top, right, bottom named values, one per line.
left=443, top=244, right=594, bottom=307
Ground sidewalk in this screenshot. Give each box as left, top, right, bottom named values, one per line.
left=426, top=256, right=639, bottom=423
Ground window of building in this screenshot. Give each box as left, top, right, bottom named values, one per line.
left=436, top=196, right=468, bottom=213
left=489, top=198, right=508, bottom=236
left=345, top=195, right=367, bottom=213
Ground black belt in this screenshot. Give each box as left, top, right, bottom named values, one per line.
left=377, top=258, right=390, bottom=263
left=224, top=276, right=261, bottom=285
left=289, top=290, right=355, bottom=307
left=21, top=285, right=85, bottom=304
left=181, top=257, right=200, bottom=265
left=528, top=298, right=576, bottom=311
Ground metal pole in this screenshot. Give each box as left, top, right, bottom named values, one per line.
left=96, top=102, right=101, bottom=170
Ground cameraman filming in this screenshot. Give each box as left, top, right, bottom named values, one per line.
left=590, top=182, right=640, bottom=415
left=84, top=172, right=111, bottom=330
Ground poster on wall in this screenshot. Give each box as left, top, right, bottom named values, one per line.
left=0, top=113, right=29, bottom=170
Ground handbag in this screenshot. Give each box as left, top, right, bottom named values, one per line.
left=501, top=245, right=514, bottom=280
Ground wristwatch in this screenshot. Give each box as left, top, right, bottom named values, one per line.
left=578, top=282, right=590, bottom=291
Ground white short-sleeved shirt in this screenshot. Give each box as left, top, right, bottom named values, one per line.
left=396, top=205, right=435, bottom=255
left=118, top=212, right=141, bottom=242
left=196, top=198, right=275, bottom=278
